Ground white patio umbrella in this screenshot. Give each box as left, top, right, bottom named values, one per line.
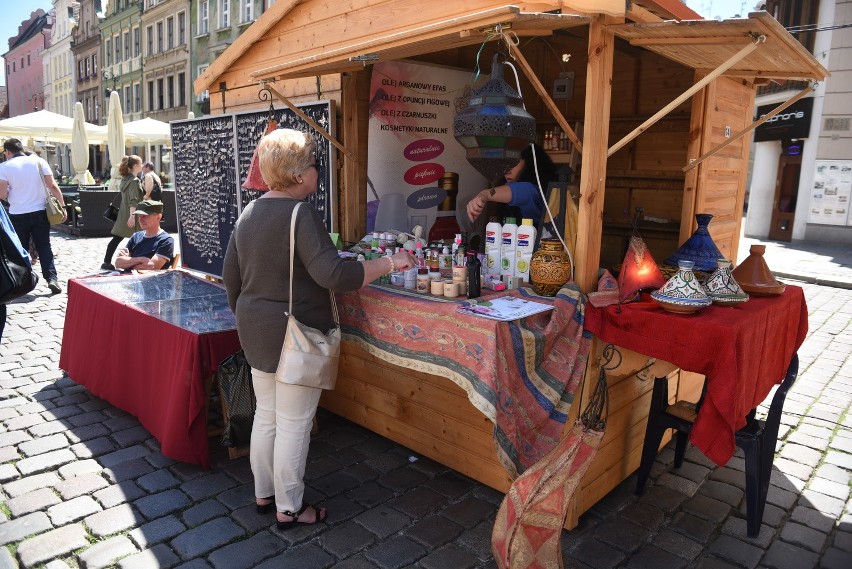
left=106, top=91, right=126, bottom=192
left=123, top=117, right=171, bottom=161
left=71, top=102, right=96, bottom=186
left=0, top=109, right=106, bottom=144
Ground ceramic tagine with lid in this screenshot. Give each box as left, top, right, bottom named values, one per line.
left=731, top=245, right=786, bottom=296
left=664, top=213, right=725, bottom=273
left=704, top=258, right=749, bottom=306
left=650, top=260, right=712, bottom=314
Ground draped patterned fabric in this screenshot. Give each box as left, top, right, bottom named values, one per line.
left=337, top=283, right=593, bottom=477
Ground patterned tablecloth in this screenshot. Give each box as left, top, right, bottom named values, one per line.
left=336, top=283, right=593, bottom=477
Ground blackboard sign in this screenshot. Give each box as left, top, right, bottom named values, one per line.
left=171, top=115, right=238, bottom=278
left=171, top=100, right=335, bottom=278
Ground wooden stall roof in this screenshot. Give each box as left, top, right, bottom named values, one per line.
left=194, top=0, right=705, bottom=96
left=610, top=11, right=829, bottom=81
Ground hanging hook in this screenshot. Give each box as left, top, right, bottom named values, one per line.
left=258, top=81, right=275, bottom=120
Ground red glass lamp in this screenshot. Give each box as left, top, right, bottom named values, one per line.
left=617, top=209, right=666, bottom=306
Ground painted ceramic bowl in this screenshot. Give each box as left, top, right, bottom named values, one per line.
left=705, top=258, right=749, bottom=306
left=651, top=260, right=712, bottom=314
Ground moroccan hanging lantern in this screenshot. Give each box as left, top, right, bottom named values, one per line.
left=453, top=53, right=536, bottom=184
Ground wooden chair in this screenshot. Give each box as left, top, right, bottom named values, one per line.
left=635, top=354, right=799, bottom=537
left=170, top=253, right=181, bottom=269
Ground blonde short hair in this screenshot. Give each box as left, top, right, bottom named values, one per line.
left=257, top=129, right=317, bottom=190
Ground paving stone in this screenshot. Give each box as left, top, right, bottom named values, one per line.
left=0, top=511, right=52, bottom=546
left=170, top=517, right=244, bottom=559
left=815, top=463, right=852, bottom=486
left=639, top=485, right=687, bottom=512
left=330, top=554, right=380, bottom=569
left=440, top=496, right=496, bottom=529
left=625, top=544, right=687, bottom=569
left=179, top=472, right=237, bottom=501
left=111, top=426, right=153, bottom=447
left=708, top=466, right=747, bottom=490
left=134, top=489, right=192, bottom=520
left=118, top=543, right=181, bottom=569
left=418, top=543, right=479, bottom=569
left=652, top=530, right=703, bottom=560
left=708, top=535, right=763, bottom=569
left=99, top=445, right=151, bottom=468
left=669, top=512, right=716, bottom=544
left=59, top=458, right=102, bottom=479
left=15, top=448, right=76, bottom=476
left=355, top=505, right=412, bottom=539
left=78, top=535, right=138, bottom=569
left=65, top=423, right=111, bottom=443
left=0, top=463, right=19, bottom=482
left=207, top=531, right=285, bottom=569
left=791, top=504, right=837, bottom=533
left=182, top=499, right=229, bottom=527
left=347, top=481, right=395, bottom=508
left=319, top=522, right=377, bottom=559
left=571, top=536, right=627, bottom=569
left=801, top=489, right=846, bottom=517
left=128, top=514, right=187, bottom=549
left=763, top=538, right=820, bottom=569
left=254, top=543, right=334, bottom=569
left=700, top=480, right=744, bottom=507
left=682, top=494, right=731, bottom=523
left=655, top=472, right=700, bottom=497
left=104, top=457, right=155, bottom=483
left=323, top=494, right=367, bottom=525
left=136, top=468, right=180, bottom=492
left=720, top=517, right=774, bottom=549
left=3, top=472, right=60, bottom=498
left=809, top=477, right=851, bottom=501
left=17, top=433, right=68, bottom=457
left=619, top=502, right=665, bottom=533
left=365, top=534, right=428, bottom=569
left=313, top=471, right=361, bottom=496
left=7, top=487, right=61, bottom=517
left=375, top=466, right=427, bottom=492
left=54, top=472, right=110, bottom=500
left=824, top=451, right=852, bottom=470
left=16, top=524, right=89, bottom=567
left=834, top=530, right=852, bottom=552
left=780, top=521, right=828, bottom=552
left=595, top=519, right=651, bottom=554
left=48, top=495, right=103, bottom=525
left=94, top=481, right=146, bottom=508
left=404, top=514, right=464, bottom=548
left=0, top=546, right=18, bottom=569
left=388, top=486, right=449, bottom=518
left=71, top=437, right=118, bottom=459
left=85, top=504, right=145, bottom=537
left=820, top=547, right=852, bottom=569
left=423, top=471, right=476, bottom=498
left=66, top=410, right=108, bottom=428
left=765, top=484, right=799, bottom=510
left=0, top=430, right=32, bottom=448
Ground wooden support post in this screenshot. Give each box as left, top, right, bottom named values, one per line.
left=506, top=42, right=582, bottom=153
left=575, top=16, right=617, bottom=293
left=607, top=36, right=763, bottom=157
left=341, top=72, right=370, bottom=243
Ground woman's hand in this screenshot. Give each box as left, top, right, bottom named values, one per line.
left=467, top=191, right=489, bottom=222
left=127, top=215, right=135, bottom=228
left=391, top=251, right=416, bottom=271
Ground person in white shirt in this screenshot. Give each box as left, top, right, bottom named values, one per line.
left=0, top=139, right=66, bottom=294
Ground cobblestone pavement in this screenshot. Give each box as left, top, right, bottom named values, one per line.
left=0, top=232, right=850, bottom=568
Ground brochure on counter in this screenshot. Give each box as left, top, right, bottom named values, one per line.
left=457, top=295, right=554, bottom=322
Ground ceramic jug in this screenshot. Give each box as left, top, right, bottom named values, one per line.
left=530, top=238, right=571, bottom=296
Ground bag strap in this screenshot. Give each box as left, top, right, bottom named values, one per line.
left=36, top=158, right=51, bottom=199
left=288, top=202, right=339, bottom=326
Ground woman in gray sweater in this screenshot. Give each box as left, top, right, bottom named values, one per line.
left=223, top=129, right=413, bottom=530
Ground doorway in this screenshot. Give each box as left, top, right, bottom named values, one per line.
left=768, top=144, right=802, bottom=241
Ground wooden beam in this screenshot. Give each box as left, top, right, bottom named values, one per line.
left=629, top=36, right=755, bottom=47
left=265, top=83, right=356, bottom=162
left=341, top=71, right=370, bottom=243
left=625, top=3, right=664, bottom=24
left=195, top=0, right=303, bottom=95
left=683, top=82, right=815, bottom=173
left=506, top=41, right=582, bottom=153
left=607, top=36, right=762, bottom=157
left=575, top=15, right=618, bottom=293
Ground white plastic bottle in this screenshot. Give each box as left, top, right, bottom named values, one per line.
left=485, top=216, right=502, bottom=276
left=515, top=218, right=537, bottom=283
left=500, top=217, right=518, bottom=278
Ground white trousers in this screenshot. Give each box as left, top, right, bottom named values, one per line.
left=250, top=368, right=322, bottom=513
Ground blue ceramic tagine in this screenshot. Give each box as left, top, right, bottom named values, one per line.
left=665, top=213, right=725, bottom=273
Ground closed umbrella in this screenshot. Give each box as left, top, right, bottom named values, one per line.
left=71, top=102, right=95, bottom=186
left=106, top=91, right=126, bottom=192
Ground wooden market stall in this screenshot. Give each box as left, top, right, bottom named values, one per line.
left=194, top=0, right=827, bottom=527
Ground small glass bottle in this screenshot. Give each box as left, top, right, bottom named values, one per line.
left=466, top=251, right=481, bottom=299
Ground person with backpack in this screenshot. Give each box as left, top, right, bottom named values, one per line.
left=142, top=161, right=163, bottom=201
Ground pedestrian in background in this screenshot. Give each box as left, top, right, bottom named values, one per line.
left=101, top=155, right=144, bottom=271
left=142, top=162, right=163, bottom=201
left=0, top=138, right=65, bottom=294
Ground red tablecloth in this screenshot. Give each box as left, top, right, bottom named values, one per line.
left=584, top=286, right=808, bottom=465
left=59, top=277, right=241, bottom=468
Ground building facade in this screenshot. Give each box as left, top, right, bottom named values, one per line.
left=141, top=0, right=191, bottom=123
left=746, top=0, right=852, bottom=243
left=45, top=0, right=77, bottom=120
left=100, top=0, right=144, bottom=123
left=72, top=0, right=104, bottom=125
left=191, top=0, right=267, bottom=116
left=3, top=10, right=52, bottom=118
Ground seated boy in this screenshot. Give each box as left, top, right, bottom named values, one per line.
left=114, top=200, right=174, bottom=271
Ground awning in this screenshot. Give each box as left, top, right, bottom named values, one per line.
left=249, top=9, right=588, bottom=82
left=609, top=11, right=829, bottom=82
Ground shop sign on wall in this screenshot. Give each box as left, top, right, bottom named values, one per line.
left=807, top=160, right=852, bottom=226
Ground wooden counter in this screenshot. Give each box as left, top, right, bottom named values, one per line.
left=321, top=339, right=704, bottom=528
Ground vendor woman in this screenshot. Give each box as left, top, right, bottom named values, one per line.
left=466, top=142, right=556, bottom=225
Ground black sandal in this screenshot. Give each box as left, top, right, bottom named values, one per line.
left=256, top=496, right=275, bottom=515
left=276, top=503, right=327, bottom=530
